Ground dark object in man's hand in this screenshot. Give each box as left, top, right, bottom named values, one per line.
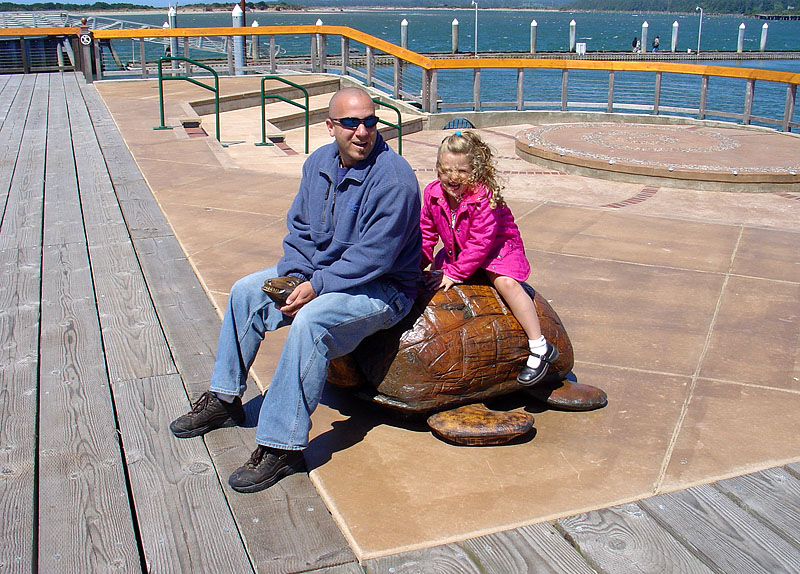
left=262, top=276, right=303, bottom=306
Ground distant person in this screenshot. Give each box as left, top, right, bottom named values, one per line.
left=169, top=87, right=422, bottom=493
left=632, top=37, right=639, bottom=53
left=652, top=36, right=660, bottom=52
left=420, top=131, right=558, bottom=386
left=636, top=38, right=641, bottom=53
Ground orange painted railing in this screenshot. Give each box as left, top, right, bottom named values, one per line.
left=2, top=24, right=798, bottom=130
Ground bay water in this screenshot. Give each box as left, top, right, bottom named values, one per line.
left=107, top=8, right=799, bottom=123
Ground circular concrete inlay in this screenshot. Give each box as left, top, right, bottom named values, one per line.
left=516, top=122, right=800, bottom=192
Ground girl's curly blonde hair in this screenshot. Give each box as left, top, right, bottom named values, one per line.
left=437, top=130, right=506, bottom=208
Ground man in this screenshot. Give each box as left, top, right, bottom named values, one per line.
left=170, top=87, right=422, bottom=493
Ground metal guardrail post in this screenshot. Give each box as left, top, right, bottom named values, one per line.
left=561, top=69, right=568, bottom=111
left=317, top=34, right=328, bottom=74
left=699, top=75, right=709, bottom=119
left=93, top=36, right=103, bottom=80
left=431, top=69, right=439, bottom=113
left=139, top=37, right=147, bottom=79
left=79, top=25, right=93, bottom=83
left=422, top=69, right=431, bottom=113
left=393, top=57, right=401, bottom=99
left=744, top=78, right=755, bottom=124
left=373, top=97, right=403, bottom=156
left=783, top=84, right=797, bottom=132
left=269, top=36, right=276, bottom=74
left=183, top=37, right=191, bottom=75
left=341, top=37, right=349, bottom=75
left=227, top=37, right=233, bottom=75
left=516, top=69, right=524, bottom=110
left=473, top=68, right=481, bottom=112
left=608, top=70, right=615, bottom=113
left=654, top=71, right=662, bottom=115
left=257, top=76, right=310, bottom=154
left=19, top=37, right=29, bottom=74
left=153, top=57, right=221, bottom=143
left=366, top=46, right=375, bottom=87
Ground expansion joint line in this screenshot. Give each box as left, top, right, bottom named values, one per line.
left=653, top=225, right=744, bottom=494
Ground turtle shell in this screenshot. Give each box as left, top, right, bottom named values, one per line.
left=327, top=277, right=574, bottom=415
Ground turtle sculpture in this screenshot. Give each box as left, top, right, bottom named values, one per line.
left=262, top=274, right=607, bottom=446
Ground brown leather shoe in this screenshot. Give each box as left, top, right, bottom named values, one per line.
left=228, top=445, right=306, bottom=493
left=169, top=391, right=245, bottom=438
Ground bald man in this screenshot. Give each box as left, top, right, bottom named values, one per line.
left=170, top=87, right=422, bottom=493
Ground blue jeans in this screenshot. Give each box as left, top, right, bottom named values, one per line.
left=209, top=266, right=413, bottom=450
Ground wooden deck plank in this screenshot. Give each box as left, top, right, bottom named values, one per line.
left=0, top=246, right=41, bottom=573
left=206, top=429, right=358, bottom=574
left=0, top=74, right=22, bottom=128
left=464, top=522, right=598, bottom=573
left=639, top=484, right=800, bottom=573
left=42, top=73, right=84, bottom=246
left=0, top=75, right=33, bottom=213
left=715, top=466, right=800, bottom=549
left=60, top=74, right=131, bottom=245
left=132, top=235, right=220, bottom=392
left=113, top=374, right=254, bottom=573
left=0, top=74, right=44, bottom=251
left=38, top=240, right=141, bottom=571
left=364, top=542, right=483, bottom=573
left=130, top=230, right=357, bottom=572
left=88, top=242, right=177, bottom=382
left=557, top=503, right=713, bottom=573
left=74, top=78, right=355, bottom=572
left=365, top=521, right=597, bottom=573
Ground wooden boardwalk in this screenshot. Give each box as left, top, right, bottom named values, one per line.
left=2, top=71, right=800, bottom=573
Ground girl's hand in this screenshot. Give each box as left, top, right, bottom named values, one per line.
left=423, top=271, right=460, bottom=291
left=440, top=274, right=460, bottom=291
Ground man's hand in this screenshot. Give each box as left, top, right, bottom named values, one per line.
left=280, top=281, right=317, bottom=316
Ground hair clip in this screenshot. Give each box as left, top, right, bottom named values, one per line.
left=455, top=130, right=462, bottom=136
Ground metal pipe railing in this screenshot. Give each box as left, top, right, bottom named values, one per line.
left=154, top=56, right=221, bottom=144
left=256, top=75, right=309, bottom=153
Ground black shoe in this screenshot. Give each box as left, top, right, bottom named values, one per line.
left=169, top=391, right=245, bottom=438
left=517, top=342, right=559, bottom=386
left=228, top=445, right=306, bottom=493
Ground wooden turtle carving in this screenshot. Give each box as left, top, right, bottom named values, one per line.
left=264, top=274, right=607, bottom=446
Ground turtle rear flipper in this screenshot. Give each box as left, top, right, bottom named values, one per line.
left=525, top=378, right=608, bottom=411
left=427, top=403, right=534, bottom=446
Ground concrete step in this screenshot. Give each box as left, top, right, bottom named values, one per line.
left=189, top=75, right=340, bottom=116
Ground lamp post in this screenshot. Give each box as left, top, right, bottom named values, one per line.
left=695, top=6, right=703, bottom=54
left=472, top=0, right=478, bottom=58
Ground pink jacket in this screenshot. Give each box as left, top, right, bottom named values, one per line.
left=420, top=180, right=531, bottom=282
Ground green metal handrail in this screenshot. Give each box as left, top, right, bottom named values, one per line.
left=257, top=75, right=309, bottom=153
left=154, top=56, right=221, bottom=144
left=372, top=97, right=403, bottom=156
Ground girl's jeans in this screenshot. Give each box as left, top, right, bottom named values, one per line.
left=209, top=266, right=413, bottom=451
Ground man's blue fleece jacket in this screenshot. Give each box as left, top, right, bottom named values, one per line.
left=276, top=133, right=422, bottom=297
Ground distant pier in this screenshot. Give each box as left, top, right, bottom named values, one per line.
left=756, top=13, right=800, bottom=20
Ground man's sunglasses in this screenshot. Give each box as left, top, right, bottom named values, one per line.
left=329, top=116, right=380, bottom=129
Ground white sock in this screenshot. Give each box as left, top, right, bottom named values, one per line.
left=215, top=392, right=237, bottom=404
left=527, top=336, right=547, bottom=369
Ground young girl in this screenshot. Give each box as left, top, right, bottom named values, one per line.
left=420, top=130, right=558, bottom=386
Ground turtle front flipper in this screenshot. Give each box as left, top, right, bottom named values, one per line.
left=426, top=403, right=534, bottom=446
left=262, top=276, right=304, bottom=306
